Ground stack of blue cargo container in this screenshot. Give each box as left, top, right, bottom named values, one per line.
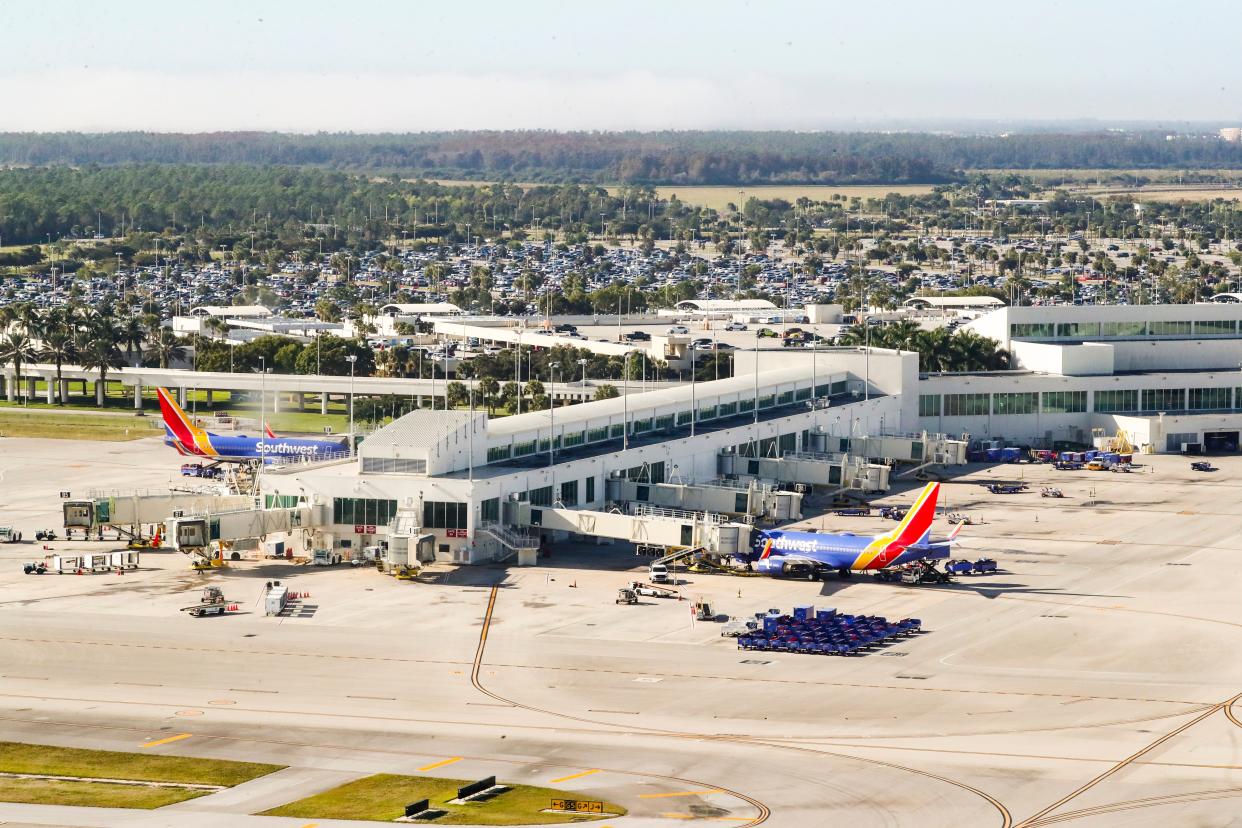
left=737, top=605, right=922, bottom=656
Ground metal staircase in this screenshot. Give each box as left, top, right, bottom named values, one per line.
left=477, top=522, right=540, bottom=563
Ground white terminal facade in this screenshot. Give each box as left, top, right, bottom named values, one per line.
left=261, top=348, right=905, bottom=563
left=259, top=303, right=1242, bottom=562
left=921, top=303, right=1242, bottom=452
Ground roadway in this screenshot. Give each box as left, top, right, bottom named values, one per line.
left=1, top=438, right=1242, bottom=825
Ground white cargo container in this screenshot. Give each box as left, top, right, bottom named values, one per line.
left=264, top=585, right=289, bottom=616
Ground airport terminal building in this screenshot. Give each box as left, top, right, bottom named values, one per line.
left=919, top=303, right=1242, bottom=452
left=261, top=350, right=905, bottom=563
left=245, top=303, right=1242, bottom=562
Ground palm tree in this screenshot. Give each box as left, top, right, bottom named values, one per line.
left=78, top=318, right=124, bottom=407
left=119, top=316, right=145, bottom=364
left=479, top=378, right=500, bottom=413
left=13, top=302, right=41, bottom=338
left=0, top=332, right=39, bottom=403
left=40, top=310, right=78, bottom=404
left=203, top=315, right=229, bottom=340
left=150, top=328, right=186, bottom=369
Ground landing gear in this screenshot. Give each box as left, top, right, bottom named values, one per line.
left=837, top=567, right=852, bottom=579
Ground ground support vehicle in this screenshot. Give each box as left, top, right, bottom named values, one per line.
left=629, top=581, right=678, bottom=599
left=694, top=599, right=720, bottom=621
left=873, top=560, right=951, bottom=584
left=945, top=559, right=975, bottom=576
left=0, top=527, right=21, bottom=543
left=1041, top=487, right=1063, bottom=498
left=616, top=587, right=638, bottom=605
left=721, top=619, right=756, bottom=637
left=946, top=513, right=974, bottom=525
left=181, top=602, right=239, bottom=618
left=1191, top=461, right=1216, bottom=472
left=987, top=483, right=1029, bottom=494
left=736, top=608, right=921, bottom=655
left=834, top=507, right=870, bottom=517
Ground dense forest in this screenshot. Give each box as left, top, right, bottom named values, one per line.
left=4, top=131, right=1242, bottom=185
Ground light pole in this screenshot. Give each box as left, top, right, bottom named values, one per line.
left=690, top=343, right=697, bottom=437
left=347, top=354, right=357, bottom=449
left=548, top=361, right=560, bottom=467
left=577, top=357, right=588, bottom=401
left=259, top=356, right=267, bottom=440
left=622, top=351, right=630, bottom=451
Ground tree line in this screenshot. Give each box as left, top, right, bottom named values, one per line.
left=3, top=131, right=1242, bottom=185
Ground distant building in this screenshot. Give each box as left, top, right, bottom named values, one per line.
left=1220, top=127, right=1242, bottom=143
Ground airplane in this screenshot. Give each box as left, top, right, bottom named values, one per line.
left=744, top=482, right=963, bottom=580
left=157, top=387, right=350, bottom=462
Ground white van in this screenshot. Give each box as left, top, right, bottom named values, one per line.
left=650, top=563, right=670, bottom=583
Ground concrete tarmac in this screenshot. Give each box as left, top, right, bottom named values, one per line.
left=1, top=436, right=1242, bottom=826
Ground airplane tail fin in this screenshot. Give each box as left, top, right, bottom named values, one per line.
left=887, top=482, right=940, bottom=549
left=157, top=388, right=211, bottom=455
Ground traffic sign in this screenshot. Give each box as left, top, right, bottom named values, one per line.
left=550, top=799, right=603, bottom=813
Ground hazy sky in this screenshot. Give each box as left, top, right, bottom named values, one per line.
left=2, top=0, right=1239, bottom=131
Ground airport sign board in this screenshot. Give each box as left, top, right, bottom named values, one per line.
left=550, top=799, right=603, bottom=813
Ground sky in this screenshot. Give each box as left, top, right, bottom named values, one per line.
left=1, top=0, right=1239, bottom=132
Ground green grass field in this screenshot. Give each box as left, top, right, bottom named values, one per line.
left=262, top=773, right=625, bottom=824
left=0, top=410, right=158, bottom=441
left=0, top=741, right=282, bottom=787
left=0, top=777, right=209, bottom=809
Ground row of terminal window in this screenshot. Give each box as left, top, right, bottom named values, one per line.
left=1012, top=320, right=1240, bottom=339
left=920, top=388, right=1238, bottom=417
left=484, top=382, right=848, bottom=465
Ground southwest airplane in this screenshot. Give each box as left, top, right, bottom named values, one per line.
left=158, top=387, right=349, bottom=462
left=746, top=482, right=962, bottom=579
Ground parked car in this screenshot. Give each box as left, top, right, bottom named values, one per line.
left=724, top=322, right=748, bottom=331
left=666, top=325, right=689, bottom=335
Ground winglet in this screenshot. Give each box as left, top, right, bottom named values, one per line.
left=948, top=522, right=965, bottom=541
left=264, top=422, right=278, bottom=438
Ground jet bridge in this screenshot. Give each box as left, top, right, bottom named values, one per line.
left=718, top=450, right=891, bottom=492
left=808, top=431, right=968, bottom=467
left=504, top=500, right=751, bottom=557
left=605, top=477, right=802, bottom=521
left=63, top=490, right=256, bottom=540
left=165, top=504, right=325, bottom=560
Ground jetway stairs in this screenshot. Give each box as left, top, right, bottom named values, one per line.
left=476, top=522, right=540, bottom=564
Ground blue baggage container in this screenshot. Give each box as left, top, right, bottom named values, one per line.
left=985, top=448, right=1002, bottom=461
left=815, top=608, right=836, bottom=623
left=793, top=604, right=814, bottom=621
left=1000, top=447, right=1021, bottom=462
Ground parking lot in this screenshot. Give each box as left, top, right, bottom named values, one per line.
left=2, top=438, right=1242, bottom=825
